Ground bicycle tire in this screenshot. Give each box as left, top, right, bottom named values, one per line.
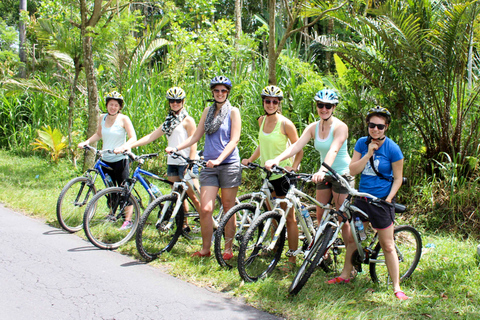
left=57, top=176, right=97, bottom=233
left=214, top=200, right=268, bottom=269
left=369, top=225, right=422, bottom=285
left=237, top=210, right=286, bottom=282
left=289, top=225, right=334, bottom=295
left=83, top=187, right=140, bottom=250
left=136, top=194, right=184, bottom=261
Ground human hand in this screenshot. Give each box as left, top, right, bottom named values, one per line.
left=206, top=159, right=220, bottom=168
left=165, top=146, right=176, bottom=154
left=367, top=140, right=380, bottom=156
left=284, top=166, right=295, bottom=173
left=114, top=146, right=129, bottom=154
left=77, top=141, right=88, bottom=149
left=312, top=170, right=326, bottom=183
left=241, top=158, right=251, bottom=166
left=264, top=159, right=278, bottom=171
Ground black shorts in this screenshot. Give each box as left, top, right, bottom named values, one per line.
left=269, top=175, right=291, bottom=197
left=353, top=197, right=395, bottom=230
left=103, top=158, right=129, bottom=187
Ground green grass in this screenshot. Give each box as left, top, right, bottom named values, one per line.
left=1, top=149, right=480, bottom=319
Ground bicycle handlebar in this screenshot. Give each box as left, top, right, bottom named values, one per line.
left=270, top=165, right=312, bottom=182
left=321, top=162, right=405, bottom=212
left=169, top=151, right=207, bottom=168
left=82, top=145, right=114, bottom=156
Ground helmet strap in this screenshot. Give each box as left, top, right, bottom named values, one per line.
left=321, top=114, right=333, bottom=131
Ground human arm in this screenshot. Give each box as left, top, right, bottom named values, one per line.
left=166, top=107, right=207, bottom=154
left=264, top=122, right=315, bottom=170
left=241, top=116, right=262, bottom=166
left=242, top=146, right=260, bottom=166
left=115, top=126, right=164, bottom=154
left=385, top=159, right=403, bottom=203
left=78, top=115, right=102, bottom=148
left=349, top=138, right=379, bottom=176
left=206, top=107, right=241, bottom=167
left=122, top=115, right=137, bottom=146
left=283, top=118, right=303, bottom=172
left=184, top=116, right=198, bottom=160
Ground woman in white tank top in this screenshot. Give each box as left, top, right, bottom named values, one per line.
left=115, top=87, right=201, bottom=217
left=78, top=91, right=137, bottom=230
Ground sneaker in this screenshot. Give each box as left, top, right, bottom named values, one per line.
left=119, top=220, right=132, bottom=230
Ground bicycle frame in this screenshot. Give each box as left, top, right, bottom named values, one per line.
left=254, top=167, right=332, bottom=255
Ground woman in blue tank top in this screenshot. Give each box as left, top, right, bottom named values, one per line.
left=265, top=88, right=356, bottom=269
left=78, top=91, right=137, bottom=230
left=166, top=76, right=241, bottom=258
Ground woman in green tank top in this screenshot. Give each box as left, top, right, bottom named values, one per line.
left=242, top=85, right=303, bottom=269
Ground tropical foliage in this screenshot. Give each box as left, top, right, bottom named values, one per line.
left=0, top=0, right=479, bottom=233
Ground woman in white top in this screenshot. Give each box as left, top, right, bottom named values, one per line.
left=78, top=91, right=137, bottom=230
left=115, top=87, right=201, bottom=214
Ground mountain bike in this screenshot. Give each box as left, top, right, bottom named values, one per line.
left=288, top=162, right=422, bottom=295
left=237, top=166, right=332, bottom=282
left=82, top=151, right=172, bottom=250
left=136, top=152, right=238, bottom=261
left=214, top=163, right=317, bottom=269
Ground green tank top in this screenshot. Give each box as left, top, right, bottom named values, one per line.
left=259, top=116, right=292, bottom=180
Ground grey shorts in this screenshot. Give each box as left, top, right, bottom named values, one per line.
left=199, top=162, right=242, bottom=188
left=316, top=174, right=354, bottom=194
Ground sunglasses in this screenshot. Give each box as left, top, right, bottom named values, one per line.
left=213, top=89, right=229, bottom=94
left=368, top=122, right=387, bottom=130
left=264, top=99, right=280, bottom=105
left=169, top=99, right=183, bottom=104
left=316, top=103, right=334, bottom=110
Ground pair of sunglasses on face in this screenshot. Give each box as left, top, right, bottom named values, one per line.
left=316, top=103, right=334, bottom=110
left=169, top=99, right=183, bottom=104
left=368, top=122, right=387, bottom=130
left=213, top=89, right=229, bottom=94
left=264, top=99, right=280, bottom=105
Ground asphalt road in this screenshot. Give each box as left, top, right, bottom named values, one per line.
left=0, top=204, right=280, bottom=320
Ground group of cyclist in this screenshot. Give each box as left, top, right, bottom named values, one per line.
left=78, top=75, right=409, bottom=300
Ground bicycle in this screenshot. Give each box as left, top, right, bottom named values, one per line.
left=136, top=152, right=229, bottom=261
left=237, top=166, right=332, bottom=282
left=214, top=163, right=317, bottom=269
left=288, top=162, right=422, bottom=295
left=82, top=151, right=172, bottom=250
left=56, top=146, right=121, bottom=233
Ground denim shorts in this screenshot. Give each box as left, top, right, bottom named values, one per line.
left=199, top=162, right=242, bottom=188
left=316, top=174, right=354, bottom=194
left=167, top=164, right=187, bottom=180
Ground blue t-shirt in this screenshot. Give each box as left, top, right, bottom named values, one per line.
left=354, top=136, right=403, bottom=198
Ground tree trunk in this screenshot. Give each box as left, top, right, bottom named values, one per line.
left=18, top=0, right=27, bottom=78
left=268, top=0, right=277, bottom=85
left=80, top=0, right=100, bottom=170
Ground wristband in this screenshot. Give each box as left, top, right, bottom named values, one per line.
left=174, top=147, right=178, bottom=152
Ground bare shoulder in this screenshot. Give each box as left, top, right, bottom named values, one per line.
left=334, top=118, right=348, bottom=131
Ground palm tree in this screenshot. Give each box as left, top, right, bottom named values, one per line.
left=330, top=0, right=480, bottom=160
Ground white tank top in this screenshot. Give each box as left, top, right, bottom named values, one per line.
left=167, top=122, right=190, bottom=165
left=101, top=115, right=127, bottom=162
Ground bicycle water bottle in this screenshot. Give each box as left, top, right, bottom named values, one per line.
left=355, top=217, right=367, bottom=241
left=150, top=183, right=161, bottom=197
left=105, top=174, right=114, bottom=187
left=301, top=205, right=314, bottom=230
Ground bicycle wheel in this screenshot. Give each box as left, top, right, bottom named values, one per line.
left=289, top=225, right=334, bottom=295
left=57, top=176, right=96, bottom=233
left=136, top=194, right=184, bottom=261
left=369, top=225, right=422, bottom=285
left=237, top=210, right=286, bottom=282
left=214, top=201, right=267, bottom=269
left=83, top=187, right=140, bottom=250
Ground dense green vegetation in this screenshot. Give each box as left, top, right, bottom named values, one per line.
left=1, top=0, right=479, bottom=236
left=1, top=150, right=479, bottom=319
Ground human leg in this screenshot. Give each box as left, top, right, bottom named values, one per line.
left=220, top=186, right=239, bottom=254
left=196, top=186, right=219, bottom=255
